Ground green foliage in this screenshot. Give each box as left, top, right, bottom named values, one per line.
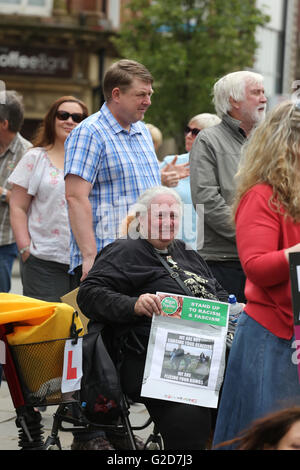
left=112, top=0, right=269, bottom=150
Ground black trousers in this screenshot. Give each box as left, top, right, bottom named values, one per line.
left=120, top=350, right=211, bottom=450
left=21, top=254, right=81, bottom=302
left=206, top=260, right=246, bottom=304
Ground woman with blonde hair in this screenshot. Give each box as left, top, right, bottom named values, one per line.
left=213, top=100, right=300, bottom=449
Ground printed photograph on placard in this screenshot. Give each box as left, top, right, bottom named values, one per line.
left=160, top=332, right=214, bottom=387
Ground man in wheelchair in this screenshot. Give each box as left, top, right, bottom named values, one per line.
left=73, top=186, right=229, bottom=450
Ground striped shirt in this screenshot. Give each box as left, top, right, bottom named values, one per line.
left=64, top=102, right=161, bottom=271
left=0, top=133, right=32, bottom=246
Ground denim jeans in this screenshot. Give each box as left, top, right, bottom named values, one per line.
left=0, top=243, right=18, bottom=293
left=213, top=311, right=300, bottom=449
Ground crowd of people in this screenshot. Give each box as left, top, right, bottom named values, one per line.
left=1, top=58, right=300, bottom=451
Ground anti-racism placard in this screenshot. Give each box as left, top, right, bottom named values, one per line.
left=289, top=252, right=300, bottom=382
left=158, top=293, right=228, bottom=325
left=141, top=292, right=229, bottom=408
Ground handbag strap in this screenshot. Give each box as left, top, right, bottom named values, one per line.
left=154, top=251, right=193, bottom=297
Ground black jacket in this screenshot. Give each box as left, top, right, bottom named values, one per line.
left=77, top=237, right=228, bottom=338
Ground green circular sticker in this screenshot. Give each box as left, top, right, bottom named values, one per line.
left=161, top=297, right=178, bottom=315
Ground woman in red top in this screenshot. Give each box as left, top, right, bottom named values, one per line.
left=213, top=100, right=300, bottom=449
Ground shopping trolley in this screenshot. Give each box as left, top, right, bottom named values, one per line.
left=0, top=293, right=163, bottom=450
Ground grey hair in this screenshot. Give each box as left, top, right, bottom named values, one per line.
left=213, top=70, right=264, bottom=118
left=133, top=185, right=182, bottom=215
left=121, top=186, right=183, bottom=238
left=189, top=113, right=221, bottom=129
left=0, top=90, right=25, bottom=133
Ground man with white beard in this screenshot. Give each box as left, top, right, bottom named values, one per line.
left=190, top=71, right=267, bottom=304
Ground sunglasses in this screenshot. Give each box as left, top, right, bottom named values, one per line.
left=184, top=126, right=201, bottom=137
left=56, top=110, right=86, bottom=123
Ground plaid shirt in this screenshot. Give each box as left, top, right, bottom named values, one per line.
left=0, top=133, right=31, bottom=246
left=64, top=102, right=161, bottom=271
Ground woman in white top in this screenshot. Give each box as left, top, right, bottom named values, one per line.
left=9, top=95, right=88, bottom=302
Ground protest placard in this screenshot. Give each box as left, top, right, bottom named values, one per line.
left=288, top=252, right=300, bottom=382
left=141, top=292, right=229, bottom=408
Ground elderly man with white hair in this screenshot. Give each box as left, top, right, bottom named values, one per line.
left=190, top=71, right=267, bottom=304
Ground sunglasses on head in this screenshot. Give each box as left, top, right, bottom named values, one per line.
left=184, top=126, right=201, bottom=137
left=56, top=110, right=86, bottom=123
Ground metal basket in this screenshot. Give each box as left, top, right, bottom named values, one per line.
left=10, top=337, right=78, bottom=406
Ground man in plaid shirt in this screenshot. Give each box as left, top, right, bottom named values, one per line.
left=0, top=90, right=31, bottom=293
left=65, top=60, right=161, bottom=282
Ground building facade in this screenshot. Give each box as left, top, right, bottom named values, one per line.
left=0, top=0, right=298, bottom=140
left=0, top=0, right=119, bottom=139
left=254, top=0, right=299, bottom=106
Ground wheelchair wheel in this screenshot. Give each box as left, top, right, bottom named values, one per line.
left=144, top=433, right=163, bottom=450
left=43, top=435, right=62, bottom=450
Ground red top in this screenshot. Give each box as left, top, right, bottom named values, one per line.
left=235, top=183, right=300, bottom=339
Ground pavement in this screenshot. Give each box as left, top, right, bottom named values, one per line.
left=0, top=380, right=151, bottom=450
left=0, top=260, right=152, bottom=451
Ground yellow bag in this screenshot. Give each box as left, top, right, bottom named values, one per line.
left=0, top=293, right=84, bottom=344
left=0, top=293, right=84, bottom=401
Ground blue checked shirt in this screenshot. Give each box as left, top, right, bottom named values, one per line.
left=64, top=102, right=161, bottom=272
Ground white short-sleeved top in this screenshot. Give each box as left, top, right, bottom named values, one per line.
left=9, top=147, right=70, bottom=265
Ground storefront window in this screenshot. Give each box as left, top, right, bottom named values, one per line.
left=0, top=0, right=53, bottom=16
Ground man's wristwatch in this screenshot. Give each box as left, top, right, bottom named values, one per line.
left=0, top=188, right=7, bottom=202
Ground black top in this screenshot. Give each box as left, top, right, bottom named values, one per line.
left=77, top=237, right=228, bottom=337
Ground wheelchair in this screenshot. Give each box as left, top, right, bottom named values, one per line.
left=0, top=294, right=163, bottom=451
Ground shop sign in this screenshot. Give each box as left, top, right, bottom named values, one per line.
left=0, top=46, right=73, bottom=77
